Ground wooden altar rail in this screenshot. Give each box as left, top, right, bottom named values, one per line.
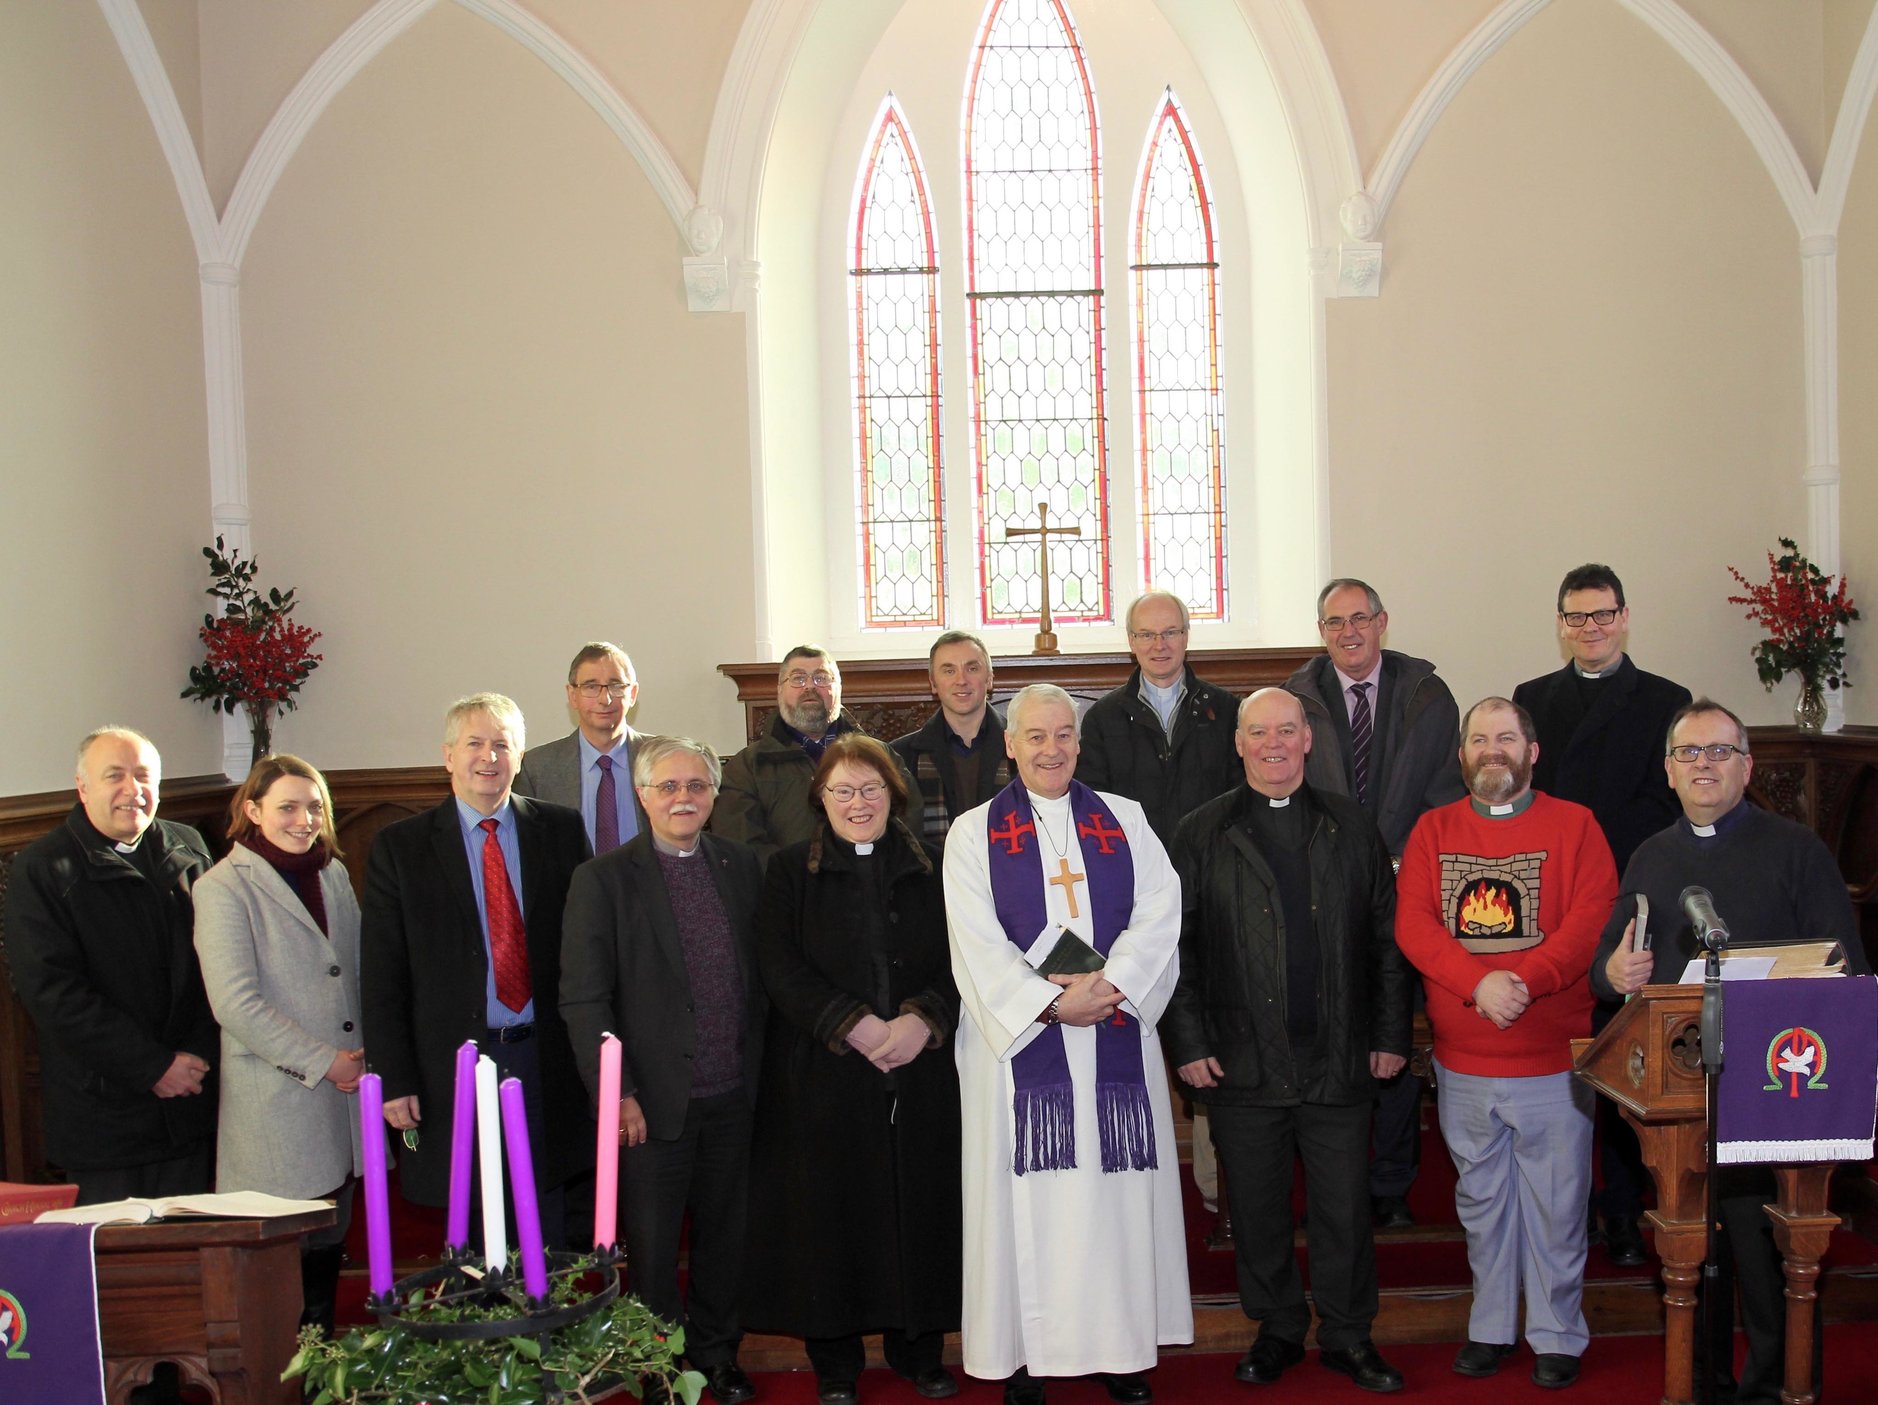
left=2, top=663, right=1875, bottom=1182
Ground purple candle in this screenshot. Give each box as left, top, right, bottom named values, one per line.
left=497, top=1076, right=550, bottom=1302
left=446, top=1040, right=478, bottom=1253
left=358, top=1072, right=394, bottom=1299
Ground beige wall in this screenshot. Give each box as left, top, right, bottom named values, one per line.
left=5, top=0, right=1873, bottom=799
left=1837, top=9, right=1878, bottom=720
left=1328, top=0, right=1808, bottom=726
left=238, top=1, right=753, bottom=769
left=0, top=2, right=218, bottom=796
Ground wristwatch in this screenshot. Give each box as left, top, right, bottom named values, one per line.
left=1040, top=995, right=1063, bottom=1025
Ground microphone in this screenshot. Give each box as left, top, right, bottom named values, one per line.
left=1681, top=885, right=1730, bottom=951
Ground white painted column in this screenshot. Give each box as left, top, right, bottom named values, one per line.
left=199, top=260, right=258, bottom=776
left=1798, top=235, right=1845, bottom=731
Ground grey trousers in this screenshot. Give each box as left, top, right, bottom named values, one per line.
left=1434, top=1060, right=1593, bottom=1357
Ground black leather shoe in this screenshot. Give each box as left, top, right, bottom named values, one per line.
left=703, top=1361, right=756, bottom=1404
left=1003, top=1369, right=1045, bottom=1405
left=1532, top=1354, right=1581, bottom=1389
left=1452, top=1341, right=1517, bottom=1378
left=1604, top=1216, right=1648, bottom=1267
left=816, top=1381, right=856, bottom=1405
left=1235, top=1336, right=1306, bottom=1384
left=907, top=1367, right=960, bottom=1399
left=1320, top=1343, right=1404, bottom=1394
left=1371, top=1195, right=1415, bottom=1229
left=1099, top=1373, right=1151, bottom=1404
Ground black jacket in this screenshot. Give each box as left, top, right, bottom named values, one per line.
left=1287, top=650, right=1465, bottom=855
left=889, top=708, right=1012, bottom=846
left=744, top=819, right=961, bottom=1339
left=1164, top=784, right=1410, bottom=1107
left=559, top=831, right=766, bottom=1137
left=360, top=795, right=593, bottom=1204
left=1512, top=655, right=1690, bottom=873
left=5, top=808, right=217, bottom=1170
left=1076, top=665, right=1241, bottom=843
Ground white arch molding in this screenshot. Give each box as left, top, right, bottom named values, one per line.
left=96, top=0, right=701, bottom=772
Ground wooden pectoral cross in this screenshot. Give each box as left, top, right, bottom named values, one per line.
left=1048, top=856, right=1087, bottom=919
left=1004, top=502, right=1084, bottom=656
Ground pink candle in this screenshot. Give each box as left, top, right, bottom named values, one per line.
left=358, top=1072, right=394, bottom=1299
left=594, top=1033, right=622, bottom=1250
left=498, top=1077, right=551, bottom=1301
left=446, top=1040, right=478, bottom=1253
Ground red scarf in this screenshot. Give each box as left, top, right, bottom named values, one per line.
left=239, top=834, right=331, bottom=936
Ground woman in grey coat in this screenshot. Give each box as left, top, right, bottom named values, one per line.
left=193, top=753, right=364, bottom=1337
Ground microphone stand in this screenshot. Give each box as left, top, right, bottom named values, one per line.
left=1698, top=936, right=1725, bottom=1405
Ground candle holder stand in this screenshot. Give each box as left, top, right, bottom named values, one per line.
left=367, top=1249, right=625, bottom=1403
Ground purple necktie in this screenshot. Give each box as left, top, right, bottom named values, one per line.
left=595, top=754, right=620, bottom=854
left=1350, top=681, right=1373, bottom=807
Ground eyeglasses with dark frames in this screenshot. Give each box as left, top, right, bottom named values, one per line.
left=1560, top=609, right=1621, bottom=627
left=1667, top=744, right=1748, bottom=763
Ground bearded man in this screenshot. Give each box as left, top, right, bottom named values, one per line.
left=1393, top=697, right=1616, bottom=1391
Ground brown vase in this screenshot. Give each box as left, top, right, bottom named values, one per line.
left=1793, top=676, right=1827, bottom=734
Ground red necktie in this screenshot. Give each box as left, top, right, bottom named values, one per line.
left=479, top=818, right=532, bottom=1012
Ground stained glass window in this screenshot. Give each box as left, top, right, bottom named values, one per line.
left=964, top=0, right=1110, bottom=626
left=851, top=97, right=945, bottom=628
left=1131, top=89, right=1226, bottom=619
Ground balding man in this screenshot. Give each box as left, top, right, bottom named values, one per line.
left=6, top=727, right=217, bottom=1202
left=1166, top=690, right=1409, bottom=1393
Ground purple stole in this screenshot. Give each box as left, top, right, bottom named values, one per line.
left=985, top=778, right=1158, bottom=1175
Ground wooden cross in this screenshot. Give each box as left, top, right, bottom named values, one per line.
left=1047, top=856, right=1087, bottom=919
left=1004, top=502, right=1084, bottom=656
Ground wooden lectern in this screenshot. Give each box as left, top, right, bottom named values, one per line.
left=1574, top=987, right=1839, bottom=1405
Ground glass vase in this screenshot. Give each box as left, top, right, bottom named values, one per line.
left=1792, top=676, right=1827, bottom=734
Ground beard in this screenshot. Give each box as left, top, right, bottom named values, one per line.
left=1464, top=749, right=1532, bottom=804
left=781, top=693, right=832, bottom=736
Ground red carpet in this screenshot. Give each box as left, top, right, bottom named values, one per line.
left=737, top=1327, right=1878, bottom=1404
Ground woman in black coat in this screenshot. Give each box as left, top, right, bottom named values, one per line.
left=744, top=734, right=963, bottom=1405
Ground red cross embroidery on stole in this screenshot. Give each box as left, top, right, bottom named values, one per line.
left=988, top=812, right=1035, bottom=855
left=1076, top=813, right=1127, bottom=854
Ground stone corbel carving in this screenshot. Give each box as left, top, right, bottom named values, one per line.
left=1334, top=192, right=1382, bottom=298
left=684, top=204, right=730, bottom=313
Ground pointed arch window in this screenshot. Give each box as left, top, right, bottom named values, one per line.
left=851, top=97, right=946, bottom=629
left=1131, top=89, right=1226, bottom=620
left=964, top=0, right=1110, bottom=626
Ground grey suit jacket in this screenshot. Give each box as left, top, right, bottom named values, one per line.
left=515, top=728, right=651, bottom=846
left=192, top=848, right=364, bottom=1200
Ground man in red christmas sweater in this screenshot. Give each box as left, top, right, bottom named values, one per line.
left=1396, top=697, right=1617, bottom=1391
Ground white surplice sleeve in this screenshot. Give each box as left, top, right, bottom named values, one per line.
left=943, top=804, right=1062, bottom=1062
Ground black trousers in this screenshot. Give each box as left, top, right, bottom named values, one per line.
left=805, top=1329, right=944, bottom=1385
left=463, top=1030, right=569, bottom=1250
left=72, top=1143, right=212, bottom=1205
left=1208, top=1100, right=1379, bottom=1350
left=621, top=1089, right=753, bottom=1368
left=1369, top=1067, right=1422, bottom=1198
left=1711, top=1170, right=1824, bottom=1405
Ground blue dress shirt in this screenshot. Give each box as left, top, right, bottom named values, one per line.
left=577, top=733, right=639, bottom=850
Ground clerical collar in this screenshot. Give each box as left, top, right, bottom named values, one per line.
left=854, top=841, right=875, bottom=855
left=1574, top=654, right=1624, bottom=680
left=1470, top=791, right=1536, bottom=819
left=1265, top=794, right=1292, bottom=808
left=1138, top=673, right=1186, bottom=732
left=652, top=837, right=698, bottom=857
left=114, top=839, right=141, bottom=854
left=1683, top=799, right=1751, bottom=841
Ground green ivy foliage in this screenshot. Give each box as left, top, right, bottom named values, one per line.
left=283, top=1266, right=704, bottom=1405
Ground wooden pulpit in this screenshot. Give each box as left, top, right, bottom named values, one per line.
left=1574, top=986, right=1839, bottom=1405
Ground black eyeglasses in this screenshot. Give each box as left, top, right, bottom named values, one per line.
left=1319, top=612, right=1378, bottom=632
left=1667, top=744, right=1748, bottom=763
left=1560, top=609, right=1621, bottom=627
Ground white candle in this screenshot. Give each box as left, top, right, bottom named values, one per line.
left=476, top=1054, right=507, bottom=1273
